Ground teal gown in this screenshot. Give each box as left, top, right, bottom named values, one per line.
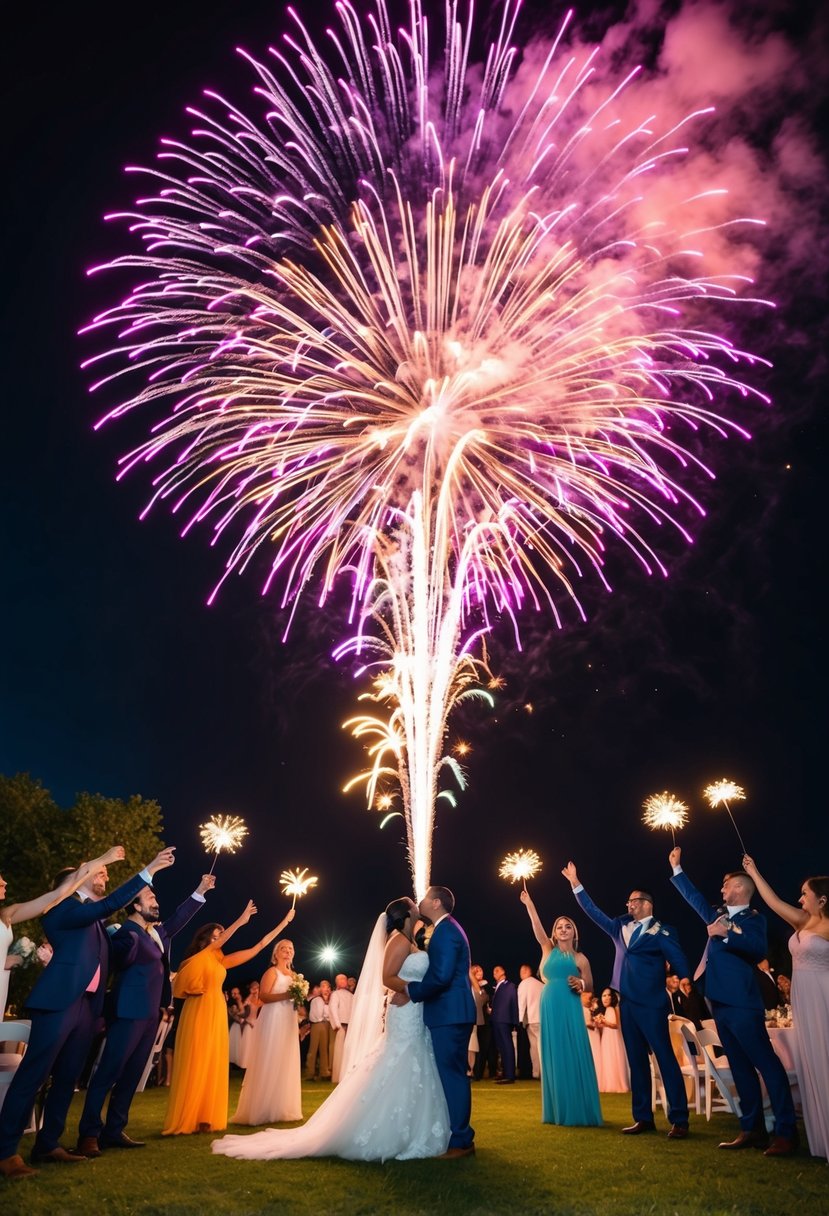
left=539, top=949, right=602, bottom=1125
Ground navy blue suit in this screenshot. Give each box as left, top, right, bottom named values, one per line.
left=77, top=895, right=203, bottom=1142
left=408, top=916, right=476, bottom=1149
left=490, top=979, right=519, bottom=1081
left=574, top=885, right=690, bottom=1127
left=671, top=870, right=796, bottom=1137
left=0, top=871, right=148, bottom=1158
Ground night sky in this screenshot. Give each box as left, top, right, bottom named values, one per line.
left=2, top=0, right=827, bottom=990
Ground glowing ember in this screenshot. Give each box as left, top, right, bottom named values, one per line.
left=279, top=867, right=319, bottom=909
left=499, top=849, right=543, bottom=887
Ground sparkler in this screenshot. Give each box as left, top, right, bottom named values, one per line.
left=279, top=867, right=319, bottom=910
left=199, top=814, right=248, bottom=874
left=703, top=780, right=749, bottom=853
left=642, top=791, right=689, bottom=846
left=499, top=848, right=543, bottom=892
left=87, top=1, right=769, bottom=897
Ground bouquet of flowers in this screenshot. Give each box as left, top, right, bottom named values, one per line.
left=287, top=972, right=310, bottom=1009
left=9, top=936, right=37, bottom=966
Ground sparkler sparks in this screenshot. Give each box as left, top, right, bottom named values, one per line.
left=87, top=1, right=769, bottom=897
left=199, top=814, right=248, bottom=873
left=499, top=848, right=543, bottom=890
left=279, top=867, right=319, bottom=910
left=642, top=791, right=689, bottom=844
left=704, top=779, right=749, bottom=853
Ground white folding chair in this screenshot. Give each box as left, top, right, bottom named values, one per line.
left=696, top=1027, right=742, bottom=1120
left=137, top=1014, right=174, bottom=1094
left=0, top=1019, right=38, bottom=1133
left=676, top=1021, right=706, bottom=1116
left=649, top=1052, right=669, bottom=1115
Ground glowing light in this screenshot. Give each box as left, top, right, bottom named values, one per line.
left=499, top=848, right=543, bottom=890
left=199, top=815, right=248, bottom=873
left=704, top=779, right=749, bottom=853
left=453, top=741, right=471, bottom=757
left=279, top=866, right=319, bottom=910
left=318, top=945, right=338, bottom=967
left=642, top=791, right=688, bottom=844
left=89, top=2, right=768, bottom=898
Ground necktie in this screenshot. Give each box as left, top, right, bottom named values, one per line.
left=628, top=922, right=643, bottom=949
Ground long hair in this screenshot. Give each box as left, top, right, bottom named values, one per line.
left=181, top=922, right=221, bottom=961
left=805, top=876, right=829, bottom=916
left=551, top=916, right=579, bottom=952
left=385, top=897, right=411, bottom=935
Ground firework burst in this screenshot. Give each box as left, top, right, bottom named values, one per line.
left=86, top=1, right=769, bottom=896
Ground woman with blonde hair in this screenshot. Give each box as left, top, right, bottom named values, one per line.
left=520, top=892, right=602, bottom=1126
left=231, top=939, right=303, bottom=1125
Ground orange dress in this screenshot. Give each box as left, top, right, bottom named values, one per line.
left=163, top=946, right=229, bottom=1134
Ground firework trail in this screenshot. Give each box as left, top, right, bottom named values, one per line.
left=83, top=1, right=770, bottom=896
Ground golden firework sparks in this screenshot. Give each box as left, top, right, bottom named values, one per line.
left=499, top=848, right=542, bottom=891
left=642, top=791, right=688, bottom=844
left=279, top=867, right=319, bottom=910
left=199, top=814, right=248, bottom=873
left=703, top=779, right=749, bottom=854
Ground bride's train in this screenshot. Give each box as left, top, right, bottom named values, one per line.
left=212, top=950, right=449, bottom=1162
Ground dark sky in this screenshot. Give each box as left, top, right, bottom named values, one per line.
left=2, top=1, right=827, bottom=988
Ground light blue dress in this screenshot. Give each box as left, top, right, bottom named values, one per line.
left=540, top=949, right=602, bottom=1125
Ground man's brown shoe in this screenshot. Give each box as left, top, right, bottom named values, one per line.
left=76, top=1137, right=102, bottom=1158
left=718, top=1130, right=769, bottom=1150
left=100, top=1133, right=145, bottom=1149
left=621, top=1120, right=655, bottom=1135
left=30, top=1145, right=88, bottom=1164
left=438, top=1144, right=476, bottom=1159
left=0, top=1154, right=38, bottom=1180
left=667, top=1124, right=689, bottom=1139
left=764, top=1134, right=799, bottom=1158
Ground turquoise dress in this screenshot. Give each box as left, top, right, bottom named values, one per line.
left=539, top=949, right=602, bottom=1125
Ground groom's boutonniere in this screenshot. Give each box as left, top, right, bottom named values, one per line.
left=645, top=921, right=665, bottom=937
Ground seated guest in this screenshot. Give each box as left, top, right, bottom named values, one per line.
left=678, top=977, right=708, bottom=1029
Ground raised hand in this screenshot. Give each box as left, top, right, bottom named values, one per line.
left=519, top=890, right=531, bottom=906
left=742, top=854, right=757, bottom=876
left=669, top=846, right=682, bottom=868
left=562, top=861, right=579, bottom=888
left=284, top=907, right=296, bottom=923
left=240, top=899, right=257, bottom=923
left=147, top=847, right=176, bottom=875
left=101, top=846, right=126, bottom=866
left=196, top=874, right=217, bottom=895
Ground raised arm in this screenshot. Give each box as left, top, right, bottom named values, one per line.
left=223, top=907, right=296, bottom=969
left=0, top=845, right=126, bottom=926
left=520, top=890, right=553, bottom=957
left=742, top=856, right=806, bottom=930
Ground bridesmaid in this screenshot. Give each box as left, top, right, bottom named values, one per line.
left=742, top=855, right=829, bottom=1159
left=520, top=890, right=602, bottom=1126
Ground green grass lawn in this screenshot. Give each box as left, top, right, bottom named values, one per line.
left=3, top=1079, right=825, bottom=1216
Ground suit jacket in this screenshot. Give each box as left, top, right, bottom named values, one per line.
left=670, top=870, right=766, bottom=1009
left=407, top=916, right=476, bottom=1027
left=490, top=979, right=519, bottom=1027
left=575, top=886, right=690, bottom=1008
left=108, top=896, right=203, bottom=1020
left=27, top=872, right=149, bottom=1017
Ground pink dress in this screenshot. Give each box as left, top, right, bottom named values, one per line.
left=789, top=930, right=829, bottom=1158
left=598, top=1005, right=630, bottom=1093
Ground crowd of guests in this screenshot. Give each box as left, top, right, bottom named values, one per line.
left=1, top=843, right=827, bottom=1181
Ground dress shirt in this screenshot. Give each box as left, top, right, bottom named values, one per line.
left=623, top=916, right=653, bottom=946
left=517, top=976, right=543, bottom=1025
left=308, top=995, right=330, bottom=1023
left=328, top=988, right=354, bottom=1029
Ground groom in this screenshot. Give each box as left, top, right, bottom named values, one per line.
left=405, top=886, right=476, bottom=1158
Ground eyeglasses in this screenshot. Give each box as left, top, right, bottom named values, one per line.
left=626, top=898, right=648, bottom=905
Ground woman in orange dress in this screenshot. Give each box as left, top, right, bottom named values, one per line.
left=163, top=900, right=295, bottom=1135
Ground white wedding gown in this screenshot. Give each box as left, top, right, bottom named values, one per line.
left=212, top=951, right=450, bottom=1161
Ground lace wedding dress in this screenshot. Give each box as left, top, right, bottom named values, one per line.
left=212, top=950, right=450, bottom=1161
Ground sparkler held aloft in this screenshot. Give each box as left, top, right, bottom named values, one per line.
left=499, top=849, right=543, bottom=892
left=703, top=780, right=749, bottom=854
left=199, top=815, right=249, bottom=875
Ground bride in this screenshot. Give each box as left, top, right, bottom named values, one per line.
left=212, top=897, right=450, bottom=1161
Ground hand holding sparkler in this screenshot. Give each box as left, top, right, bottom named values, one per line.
left=643, top=792, right=688, bottom=847
left=499, top=849, right=542, bottom=892
left=669, top=846, right=682, bottom=869
left=279, top=867, right=318, bottom=910
left=199, top=815, right=248, bottom=874
left=703, top=780, right=748, bottom=854
left=146, top=847, right=176, bottom=876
